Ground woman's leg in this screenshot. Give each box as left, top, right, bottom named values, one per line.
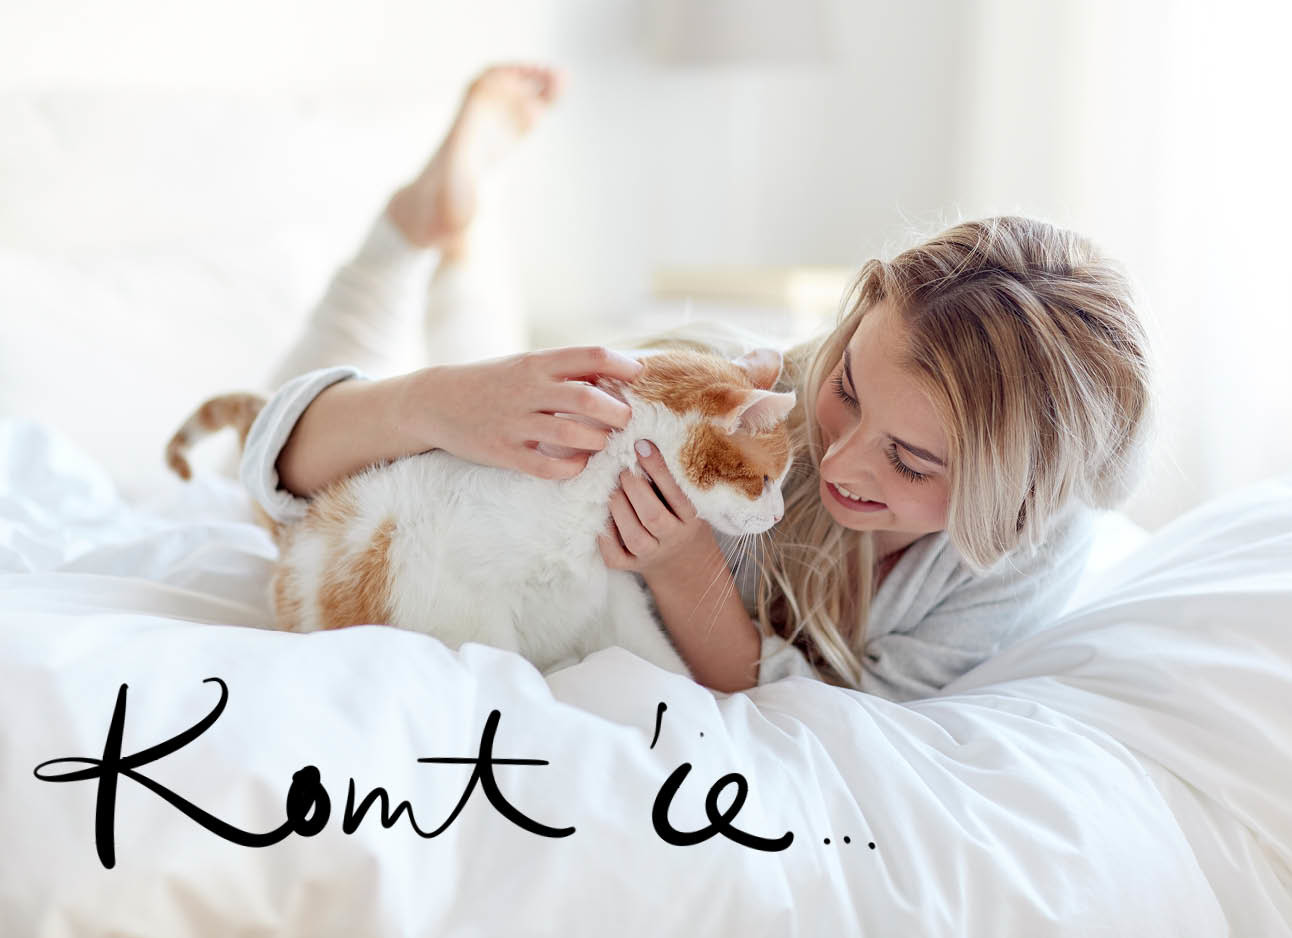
left=267, top=63, right=564, bottom=388
left=266, top=212, right=439, bottom=387
left=422, top=219, right=531, bottom=364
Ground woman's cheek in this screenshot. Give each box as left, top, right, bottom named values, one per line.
left=917, top=485, right=951, bottom=528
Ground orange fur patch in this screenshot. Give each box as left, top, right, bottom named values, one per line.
left=317, top=517, right=396, bottom=630
left=630, top=351, right=760, bottom=420
left=196, top=399, right=222, bottom=431
left=681, top=422, right=791, bottom=496
left=252, top=503, right=282, bottom=541
left=165, top=392, right=265, bottom=482
left=272, top=567, right=303, bottom=632
left=271, top=526, right=303, bottom=631
left=304, top=486, right=358, bottom=540
left=629, top=350, right=795, bottom=494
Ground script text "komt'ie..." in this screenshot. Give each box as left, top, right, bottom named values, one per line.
left=34, top=679, right=792, bottom=869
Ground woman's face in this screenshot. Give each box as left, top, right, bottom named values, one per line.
left=814, top=301, right=951, bottom=553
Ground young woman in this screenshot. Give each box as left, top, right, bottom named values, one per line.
left=243, top=64, right=1156, bottom=701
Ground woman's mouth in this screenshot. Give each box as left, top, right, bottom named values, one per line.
left=824, top=480, right=887, bottom=512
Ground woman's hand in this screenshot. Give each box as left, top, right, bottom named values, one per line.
left=598, top=439, right=765, bottom=692
left=597, top=439, right=718, bottom=578
left=276, top=345, right=641, bottom=497
left=402, top=345, right=644, bottom=480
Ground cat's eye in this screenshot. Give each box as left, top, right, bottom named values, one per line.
left=762, top=474, right=770, bottom=489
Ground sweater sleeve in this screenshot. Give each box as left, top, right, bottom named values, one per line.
left=860, top=505, right=1099, bottom=702
left=240, top=365, right=369, bottom=524
left=757, top=632, right=823, bottom=684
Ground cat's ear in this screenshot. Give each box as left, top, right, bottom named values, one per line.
left=733, top=348, right=784, bottom=391
left=716, top=389, right=797, bottom=434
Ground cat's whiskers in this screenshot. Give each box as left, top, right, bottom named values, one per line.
left=687, top=536, right=741, bottom=624
left=699, top=531, right=750, bottom=641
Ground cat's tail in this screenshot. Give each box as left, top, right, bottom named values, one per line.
left=165, top=392, right=267, bottom=481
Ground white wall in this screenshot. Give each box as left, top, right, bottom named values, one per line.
left=0, top=0, right=969, bottom=325
left=1, top=0, right=976, bottom=498
left=955, top=0, right=1292, bottom=529
left=6, top=0, right=1280, bottom=528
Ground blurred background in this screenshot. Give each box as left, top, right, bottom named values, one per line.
left=0, top=0, right=1287, bottom=530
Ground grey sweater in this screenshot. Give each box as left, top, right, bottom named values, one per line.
left=242, top=366, right=1099, bottom=703
left=719, top=495, right=1096, bottom=699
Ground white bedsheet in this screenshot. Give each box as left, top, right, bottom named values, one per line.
left=1, top=417, right=1288, bottom=937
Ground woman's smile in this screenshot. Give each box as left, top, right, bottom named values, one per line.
left=823, top=479, right=887, bottom=512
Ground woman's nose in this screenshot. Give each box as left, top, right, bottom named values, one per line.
left=824, top=420, right=867, bottom=465
left=822, top=425, right=876, bottom=481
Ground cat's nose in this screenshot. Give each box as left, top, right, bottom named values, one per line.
left=772, top=512, right=782, bottom=523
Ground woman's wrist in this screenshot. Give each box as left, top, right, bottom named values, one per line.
left=276, top=370, right=440, bottom=497
left=643, top=535, right=762, bottom=693
left=388, top=365, right=448, bottom=456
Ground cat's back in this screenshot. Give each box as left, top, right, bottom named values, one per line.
left=303, top=447, right=593, bottom=590
left=277, top=449, right=550, bottom=630
left=348, top=448, right=554, bottom=556
left=312, top=446, right=607, bottom=656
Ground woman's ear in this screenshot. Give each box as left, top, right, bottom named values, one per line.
left=732, top=348, right=784, bottom=391
left=715, top=389, right=797, bottom=434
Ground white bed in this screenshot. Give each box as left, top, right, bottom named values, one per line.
left=2, top=415, right=1290, bottom=936
left=3, top=87, right=1291, bottom=937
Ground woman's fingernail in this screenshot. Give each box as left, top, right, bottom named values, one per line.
left=635, top=440, right=651, bottom=457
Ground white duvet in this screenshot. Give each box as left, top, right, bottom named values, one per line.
left=1, top=417, right=1289, bottom=937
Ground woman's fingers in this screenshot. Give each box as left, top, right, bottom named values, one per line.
left=632, top=441, right=697, bottom=521
left=543, top=345, right=643, bottom=384
left=526, top=413, right=612, bottom=452
left=540, top=382, right=632, bottom=431
left=598, top=535, right=633, bottom=570
left=618, top=467, right=673, bottom=536
left=597, top=522, right=632, bottom=569
left=608, top=486, right=658, bottom=555
left=596, top=532, right=619, bottom=567
left=515, top=445, right=589, bottom=480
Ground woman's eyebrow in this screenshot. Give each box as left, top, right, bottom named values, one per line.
left=843, top=345, right=947, bottom=468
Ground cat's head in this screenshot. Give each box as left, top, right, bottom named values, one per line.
left=605, top=347, right=798, bottom=537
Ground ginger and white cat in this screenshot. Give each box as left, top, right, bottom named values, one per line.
left=166, top=347, right=797, bottom=679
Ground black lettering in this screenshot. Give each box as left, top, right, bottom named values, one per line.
left=652, top=762, right=793, bottom=852
left=418, top=709, right=574, bottom=838
left=33, top=679, right=292, bottom=869
left=343, top=781, right=435, bottom=837
left=285, top=765, right=331, bottom=836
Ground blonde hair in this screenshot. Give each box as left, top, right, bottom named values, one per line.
left=616, top=215, right=1157, bottom=689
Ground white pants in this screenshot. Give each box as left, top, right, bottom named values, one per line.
left=266, top=209, right=529, bottom=388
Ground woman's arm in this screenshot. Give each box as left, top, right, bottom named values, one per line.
left=641, top=536, right=763, bottom=693
left=272, top=346, right=646, bottom=498
left=276, top=369, right=427, bottom=497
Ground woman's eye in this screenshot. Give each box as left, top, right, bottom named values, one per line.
left=830, top=372, right=858, bottom=410
left=830, top=368, right=929, bottom=483
left=886, top=444, right=929, bottom=483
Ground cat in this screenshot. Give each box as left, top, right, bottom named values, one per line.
left=165, top=346, right=798, bottom=679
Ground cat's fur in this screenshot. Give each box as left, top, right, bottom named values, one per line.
left=166, top=347, right=797, bottom=678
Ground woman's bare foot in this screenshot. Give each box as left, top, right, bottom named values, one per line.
left=386, top=64, right=565, bottom=252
